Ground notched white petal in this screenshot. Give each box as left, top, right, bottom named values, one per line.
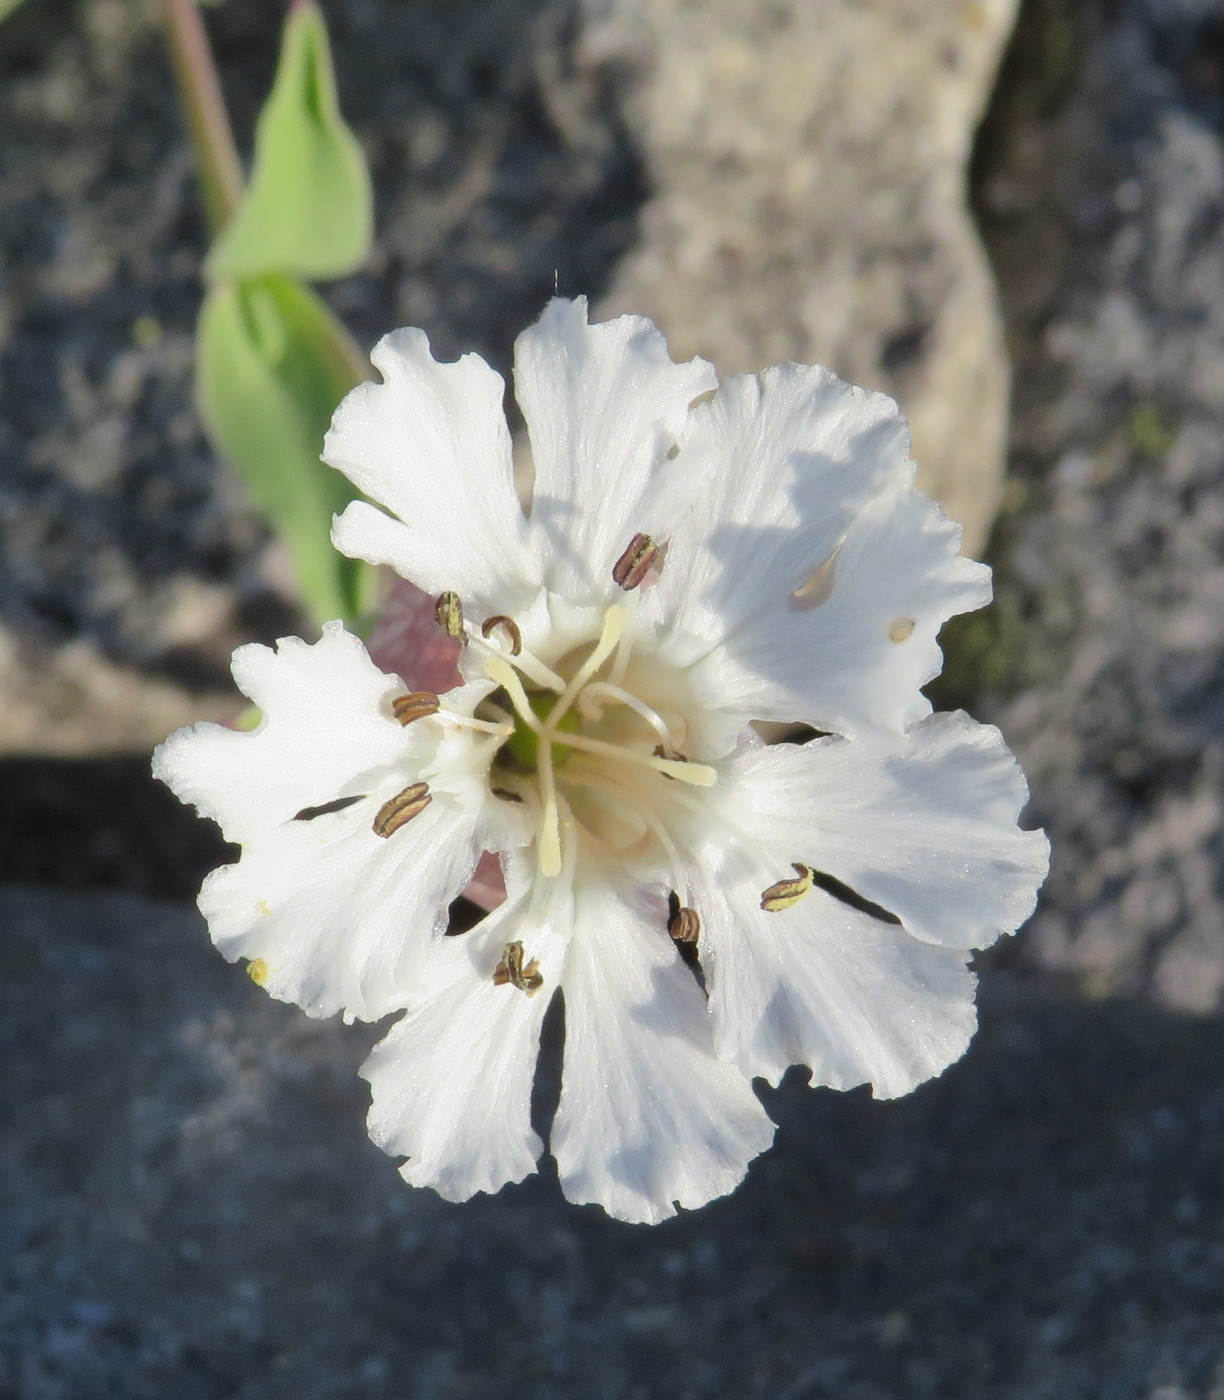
left=697, top=485, right=992, bottom=737
left=363, top=892, right=568, bottom=1201
left=515, top=297, right=715, bottom=600
left=324, top=326, right=538, bottom=607
left=152, top=622, right=406, bottom=846
left=699, top=880, right=978, bottom=1098
left=200, top=780, right=485, bottom=1023
left=644, top=362, right=911, bottom=648
left=551, top=886, right=773, bottom=1225
left=721, top=713, right=1049, bottom=951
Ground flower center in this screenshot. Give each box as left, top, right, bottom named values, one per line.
left=500, top=690, right=582, bottom=774
left=481, top=605, right=716, bottom=882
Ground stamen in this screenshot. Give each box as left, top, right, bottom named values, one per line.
left=549, top=605, right=625, bottom=727
left=566, top=761, right=691, bottom=900
left=492, top=940, right=544, bottom=996
left=434, top=591, right=464, bottom=639
left=372, top=782, right=432, bottom=838
left=607, top=595, right=637, bottom=687
left=470, top=728, right=517, bottom=768
left=760, top=863, right=814, bottom=912
left=549, top=728, right=716, bottom=785
left=392, top=691, right=440, bottom=725
left=538, top=733, right=563, bottom=878
left=579, top=681, right=681, bottom=752
left=471, top=625, right=564, bottom=691
left=395, top=689, right=508, bottom=737
left=483, top=658, right=543, bottom=731
left=479, top=701, right=516, bottom=729
left=480, top=614, right=522, bottom=654
left=437, top=708, right=512, bottom=737
left=612, top=532, right=659, bottom=591
left=667, top=904, right=700, bottom=944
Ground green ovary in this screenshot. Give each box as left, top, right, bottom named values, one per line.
left=501, top=690, right=581, bottom=773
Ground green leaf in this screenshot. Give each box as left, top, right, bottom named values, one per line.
left=0, top=0, right=30, bottom=25
left=197, top=273, right=370, bottom=624
left=206, top=0, right=373, bottom=281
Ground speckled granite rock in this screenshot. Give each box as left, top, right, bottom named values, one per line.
left=0, top=0, right=641, bottom=754
left=591, top=0, right=1018, bottom=555
left=0, top=0, right=1016, bottom=755
left=5, top=885, right=1224, bottom=1399
left=974, top=0, right=1224, bottom=1010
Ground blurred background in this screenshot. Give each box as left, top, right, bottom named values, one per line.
left=4, top=0, right=1224, bottom=1395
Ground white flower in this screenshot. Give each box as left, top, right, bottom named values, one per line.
left=155, top=297, right=1049, bottom=1224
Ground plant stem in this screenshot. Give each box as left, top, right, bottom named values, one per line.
left=159, top=0, right=244, bottom=234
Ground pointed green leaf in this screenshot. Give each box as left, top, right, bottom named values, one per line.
left=206, top=0, right=373, bottom=281
left=197, top=273, right=370, bottom=624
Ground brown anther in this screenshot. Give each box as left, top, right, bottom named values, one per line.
left=653, top=742, right=688, bottom=777
left=492, top=940, right=544, bottom=996
left=480, top=614, right=522, bottom=655
left=760, top=863, right=815, bottom=913
left=490, top=787, right=525, bottom=804
left=612, top=532, right=659, bottom=591
left=372, top=782, right=432, bottom=838
left=434, top=591, right=464, bottom=639
left=668, top=905, right=701, bottom=944
left=391, top=691, right=441, bottom=726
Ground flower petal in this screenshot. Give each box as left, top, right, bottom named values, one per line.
left=324, top=327, right=537, bottom=609
left=152, top=622, right=407, bottom=846
left=716, top=485, right=990, bottom=735
left=514, top=297, right=716, bottom=602
left=198, top=773, right=487, bottom=1022
left=362, top=868, right=570, bottom=1200
left=697, top=878, right=978, bottom=1097
left=644, top=363, right=908, bottom=643
left=550, top=882, right=773, bottom=1224
left=720, top=714, right=1049, bottom=950
left=641, top=364, right=989, bottom=735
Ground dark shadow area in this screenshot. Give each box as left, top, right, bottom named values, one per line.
left=0, top=756, right=233, bottom=900
left=4, top=885, right=1224, bottom=1398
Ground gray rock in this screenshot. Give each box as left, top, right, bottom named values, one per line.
left=973, top=0, right=1224, bottom=1009
left=590, top=0, right=1018, bottom=555
left=5, top=885, right=1224, bottom=1398
left=0, top=0, right=641, bottom=754
left=0, top=0, right=1015, bottom=756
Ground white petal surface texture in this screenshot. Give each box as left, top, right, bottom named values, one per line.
left=154, top=624, right=496, bottom=1023
left=551, top=883, right=774, bottom=1224
left=719, top=713, right=1051, bottom=951
left=698, top=877, right=979, bottom=1097
left=514, top=296, right=716, bottom=602
left=156, top=296, right=1048, bottom=1225
left=324, top=327, right=536, bottom=612
left=153, top=622, right=405, bottom=846
left=196, top=776, right=481, bottom=1023
left=646, top=367, right=989, bottom=735
left=363, top=875, right=570, bottom=1201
